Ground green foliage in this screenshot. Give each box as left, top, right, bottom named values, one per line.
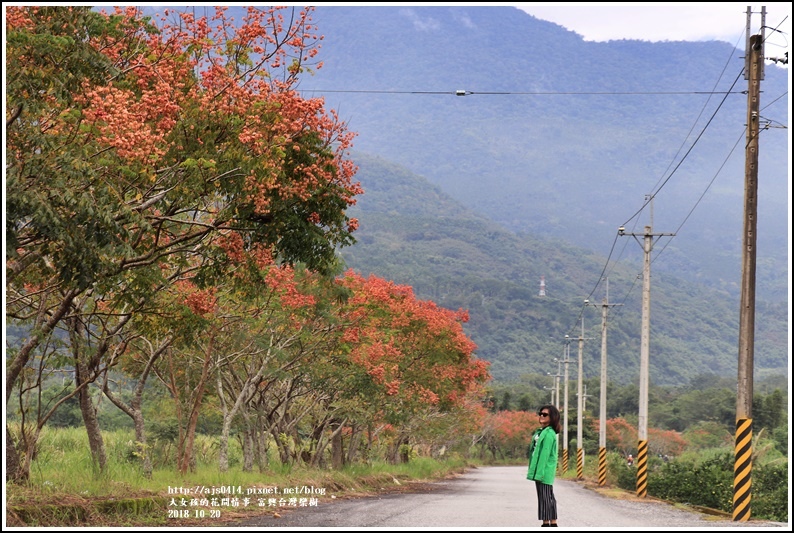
left=751, top=462, right=789, bottom=522
left=398, top=444, right=418, bottom=463
left=753, top=389, right=786, bottom=432
left=609, top=453, right=637, bottom=490
left=340, top=153, right=788, bottom=387
left=649, top=452, right=734, bottom=511
left=770, top=425, right=788, bottom=457
left=149, top=420, right=179, bottom=444
left=680, top=421, right=732, bottom=451
left=629, top=450, right=789, bottom=522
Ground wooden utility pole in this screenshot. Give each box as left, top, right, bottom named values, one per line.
left=734, top=6, right=764, bottom=520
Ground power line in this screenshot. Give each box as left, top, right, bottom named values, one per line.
left=618, top=67, right=745, bottom=230
left=301, top=89, right=744, bottom=96
left=564, top=22, right=774, bottom=338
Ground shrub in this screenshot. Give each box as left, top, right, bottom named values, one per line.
left=648, top=452, right=733, bottom=511
left=752, top=462, right=788, bottom=522
left=643, top=451, right=788, bottom=522
left=609, top=453, right=637, bottom=491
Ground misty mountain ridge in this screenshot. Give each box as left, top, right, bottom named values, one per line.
left=340, top=152, right=787, bottom=386
left=156, top=6, right=789, bottom=386
left=294, top=6, right=787, bottom=387
left=299, top=5, right=789, bottom=303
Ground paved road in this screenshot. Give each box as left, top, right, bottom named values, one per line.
left=231, top=465, right=786, bottom=528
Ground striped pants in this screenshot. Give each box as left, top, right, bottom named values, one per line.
left=535, top=481, right=557, bottom=521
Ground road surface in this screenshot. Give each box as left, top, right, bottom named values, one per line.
left=230, top=465, right=786, bottom=528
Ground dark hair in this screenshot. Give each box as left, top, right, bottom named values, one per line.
left=537, top=404, right=561, bottom=433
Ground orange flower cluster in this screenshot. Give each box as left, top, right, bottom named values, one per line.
left=337, top=270, right=490, bottom=412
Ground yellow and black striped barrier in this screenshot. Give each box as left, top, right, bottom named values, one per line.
left=597, top=446, right=607, bottom=485
left=576, top=447, right=583, bottom=479
left=733, top=418, right=752, bottom=521
left=562, top=448, right=568, bottom=472
left=636, top=439, right=648, bottom=497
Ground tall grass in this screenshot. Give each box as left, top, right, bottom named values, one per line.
left=19, top=426, right=475, bottom=500
left=30, top=426, right=153, bottom=495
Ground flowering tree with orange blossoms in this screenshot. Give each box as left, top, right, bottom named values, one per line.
left=490, top=410, right=539, bottom=459
left=5, top=5, right=361, bottom=480
left=318, top=271, right=490, bottom=463
left=602, top=417, right=639, bottom=457
left=118, top=233, right=341, bottom=473
left=211, top=259, right=347, bottom=472
left=647, top=427, right=687, bottom=458
left=404, top=394, right=491, bottom=461
left=595, top=417, right=687, bottom=459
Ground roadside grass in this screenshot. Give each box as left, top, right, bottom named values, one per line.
left=17, top=429, right=782, bottom=526
left=6, top=427, right=477, bottom=527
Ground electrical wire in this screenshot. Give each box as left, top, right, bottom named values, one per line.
left=302, top=89, right=743, bottom=96
left=303, top=16, right=790, bottom=356
left=560, top=16, right=788, bottom=341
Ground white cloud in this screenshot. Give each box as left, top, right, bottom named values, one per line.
left=514, top=2, right=791, bottom=57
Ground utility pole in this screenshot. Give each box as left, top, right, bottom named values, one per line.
left=576, top=306, right=594, bottom=480
left=548, top=359, right=562, bottom=408
left=580, top=384, right=590, bottom=412
left=554, top=359, right=562, bottom=408
left=618, top=218, right=674, bottom=497
left=734, top=6, right=764, bottom=522
left=543, top=386, right=555, bottom=404
left=560, top=337, right=573, bottom=472
left=587, top=279, right=621, bottom=486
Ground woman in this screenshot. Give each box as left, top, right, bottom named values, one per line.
left=527, top=404, right=561, bottom=527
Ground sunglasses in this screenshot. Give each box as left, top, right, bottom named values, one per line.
left=538, top=412, right=550, bottom=417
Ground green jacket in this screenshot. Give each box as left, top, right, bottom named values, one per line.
left=526, top=426, right=558, bottom=485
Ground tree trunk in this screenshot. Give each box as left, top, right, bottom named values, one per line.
left=331, top=423, right=344, bottom=469
left=255, top=412, right=269, bottom=472
left=217, top=361, right=264, bottom=473
left=242, top=431, right=254, bottom=472
left=389, top=434, right=409, bottom=464
left=75, top=358, right=107, bottom=473
left=132, top=411, right=152, bottom=478
left=310, top=417, right=336, bottom=468
left=346, top=425, right=362, bottom=464
left=271, top=427, right=292, bottom=465
left=326, top=419, right=348, bottom=470
left=104, top=343, right=165, bottom=479
left=6, top=289, right=78, bottom=403
left=218, top=417, right=231, bottom=473
left=178, top=340, right=213, bottom=474
left=6, top=426, right=22, bottom=483
left=15, top=423, right=45, bottom=484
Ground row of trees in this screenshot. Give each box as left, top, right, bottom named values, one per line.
left=6, top=6, right=785, bottom=487
left=490, top=374, right=787, bottom=432
left=5, top=5, right=491, bottom=481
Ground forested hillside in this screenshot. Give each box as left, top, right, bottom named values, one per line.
left=301, top=5, right=789, bottom=303
left=122, top=5, right=791, bottom=387
left=340, top=152, right=788, bottom=385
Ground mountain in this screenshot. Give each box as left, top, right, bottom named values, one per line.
left=146, top=6, right=789, bottom=386
left=301, top=5, right=789, bottom=303
left=340, top=152, right=787, bottom=386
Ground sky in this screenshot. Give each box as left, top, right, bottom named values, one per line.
left=514, top=2, right=791, bottom=63
left=34, top=3, right=790, bottom=61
